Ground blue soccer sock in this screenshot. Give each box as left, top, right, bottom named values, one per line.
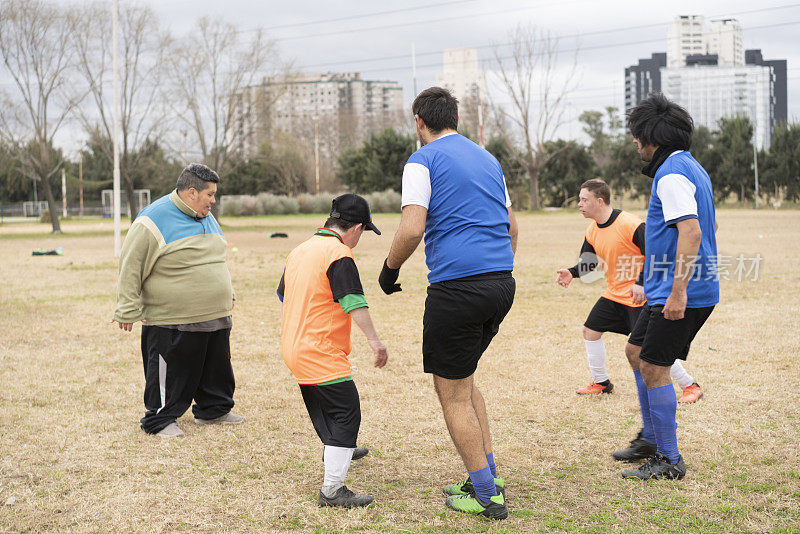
left=486, top=452, right=497, bottom=478
left=633, top=370, right=656, bottom=444
left=647, top=383, right=680, bottom=463
left=467, top=465, right=497, bottom=505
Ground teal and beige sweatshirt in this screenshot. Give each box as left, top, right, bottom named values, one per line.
left=113, top=190, right=235, bottom=325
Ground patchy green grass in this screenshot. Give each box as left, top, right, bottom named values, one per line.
left=1, top=210, right=799, bottom=532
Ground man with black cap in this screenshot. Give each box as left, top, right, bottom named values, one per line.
left=277, top=193, right=389, bottom=508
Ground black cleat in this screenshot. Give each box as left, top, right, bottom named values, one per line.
left=612, top=431, right=657, bottom=462
left=352, top=446, right=369, bottom=461
left=622, top=453, right=686, bottom=480
left=318, top=485, right=374, bottom=508
left=321, top=446, right=369, bottom=462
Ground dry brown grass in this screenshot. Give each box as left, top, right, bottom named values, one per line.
left=1, top=209, right=798, bottom=533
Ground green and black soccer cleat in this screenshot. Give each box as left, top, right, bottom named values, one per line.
left=445, top=493, right=508, bottom=520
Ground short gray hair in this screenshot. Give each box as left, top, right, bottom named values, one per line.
left=176, top=163, right=220, bottom=192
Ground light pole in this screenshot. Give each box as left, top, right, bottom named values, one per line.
left=112, top=0, right=122, bottom=256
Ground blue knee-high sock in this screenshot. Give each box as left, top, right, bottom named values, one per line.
left=486, top=452, right=497, bottom=478
left=647, top=383, right=680, bottom=463
left=467, top=465, right=497, bottom=505
left=633, top=370, right=656, bottom=444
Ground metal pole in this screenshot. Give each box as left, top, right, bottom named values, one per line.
left=753, top=138, right=760, bottom=209
left=314, top=117, right=320, bottom=195
left=79, top=152, right=84, bottom=216
left=477, top=83, right=485, bottom=148
left=61, top=168, right=67, bottom=218
left=112, top=0, right=122, bottom=256
left=412, top=42, right=420, bottom=150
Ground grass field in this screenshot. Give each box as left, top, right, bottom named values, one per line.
left=1, top=209, right=798, bottom=533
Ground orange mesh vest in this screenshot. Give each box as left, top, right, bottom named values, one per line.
left=281, top=234, right=354, bottom=384
left=585, top=210, right=645, bottom=307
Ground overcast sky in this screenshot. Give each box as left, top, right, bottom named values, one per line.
left=143, top=0, right=799, bottom=141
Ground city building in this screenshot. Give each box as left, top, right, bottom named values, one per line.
left=435, top=48, right=486, bottom=103
left=230, top=72, right=404, bottom=158
left=434, top=48, right=487, bottom=142
left=625, top=16, right=787, bottom=149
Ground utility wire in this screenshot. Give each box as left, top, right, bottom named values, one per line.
left=295, top=3, right=800, bottom=69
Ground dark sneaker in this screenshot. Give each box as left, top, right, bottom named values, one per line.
left=352, top=446, right=369, bottom=461
left=318, top=485, right=373, bottom=508
left=622, top=453, right=686, bottom=480
left=445, top=493, right=508, bottom=520
left=612, top=431, right=657, bottom=462
left=321, top=446, right=369, bottom=462
left=443, top=476, right=505, bottom=497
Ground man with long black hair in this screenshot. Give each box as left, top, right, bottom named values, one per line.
left=614, top=93, right=719, bottom=480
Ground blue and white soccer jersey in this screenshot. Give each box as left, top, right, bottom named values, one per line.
left=401, top=133, right=514, bottom=283
left=643, top=150, right=720, bottom=308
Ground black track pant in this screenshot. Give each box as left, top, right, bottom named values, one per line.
left=140, top=325, right=235, bottom=434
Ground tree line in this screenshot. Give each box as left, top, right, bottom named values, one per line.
left=332, top=108, right=800, bottom=208
left=0, top=0, right=287, bottom=232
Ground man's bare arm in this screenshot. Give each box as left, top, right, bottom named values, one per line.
left=349, top=307, right=388, bottom=368
left=508, top=207, right=518, bottom=254
left=663, top=218, right=702, bottom=320
left=387, top=205, right=427, bottom=269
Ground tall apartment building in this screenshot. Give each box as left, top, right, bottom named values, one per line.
left=435, top=48, right=486, bottom=103
left=230, top=72, right=404, bottom=158
left=434, top=48, right=487, bottom=140
left=625, top=53, right=667, bottom=113
left=625, top=16, right=787, bottom=149
left=667, top=15, right=706, bottom=68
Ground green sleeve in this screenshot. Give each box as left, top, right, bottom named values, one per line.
left=338, top=293, right=368, bottom=314
left=113, top=222, right=162, bottom=323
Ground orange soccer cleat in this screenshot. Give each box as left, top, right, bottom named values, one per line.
left=678, top=383, right=703, bottom=403
left=576, top=381, right=614, bottom=395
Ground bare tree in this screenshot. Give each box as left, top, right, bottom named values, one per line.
left=166, top=18, right=286, bottom=176
left=492, top=24, right=579, bottom=210
left=0, top=0, right=82, bottom=233
left=71, top=2, right=168, bottom=221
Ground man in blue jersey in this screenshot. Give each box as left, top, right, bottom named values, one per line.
left=613, top=93, right=719, bottom=480
left=379, top=87, right=517, bottom=520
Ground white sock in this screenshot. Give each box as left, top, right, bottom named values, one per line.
left=670, top=361, right=695, bottom=389
left=322, top=445, right=354, bottom=496
left=584, top=338, right=609, bottom=383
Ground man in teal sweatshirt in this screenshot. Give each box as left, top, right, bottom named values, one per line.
left=113, top=163, right=241, bottom=438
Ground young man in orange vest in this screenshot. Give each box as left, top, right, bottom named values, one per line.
left=278, top=194, right=389, bottom=508
left=556, top=179, right=703, bottom=405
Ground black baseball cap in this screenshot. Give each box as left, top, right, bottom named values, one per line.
left=330, top=193, right=381, bottom=235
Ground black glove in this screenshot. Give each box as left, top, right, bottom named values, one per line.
left=378, top=258, right=402, bottom=295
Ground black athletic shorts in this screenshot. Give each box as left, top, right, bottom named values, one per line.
left=628, top=303, right=715, bottom=367
left=422, top=271, right=515, bottom=380
left=299, top=380, right=360, bottom=448
left=584, top=297, right=643, bottom=335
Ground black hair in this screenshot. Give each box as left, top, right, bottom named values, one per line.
left=323, top=218, right=359, bottom=231
left=176, top=163, right=220, bottom=192
left=412, top=87, right=459, bottom=133
left=580, top=179, right=611, bottom=205
left=627, top=92, right=693, bottom=150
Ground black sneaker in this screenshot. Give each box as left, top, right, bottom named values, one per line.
left=318, top=485, right=374, bottom=508
left=321, top=446, right=369, bottom=462
left=621, top=453, right=686, bottom=480
left=612, top=431, right=657, bottom=462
